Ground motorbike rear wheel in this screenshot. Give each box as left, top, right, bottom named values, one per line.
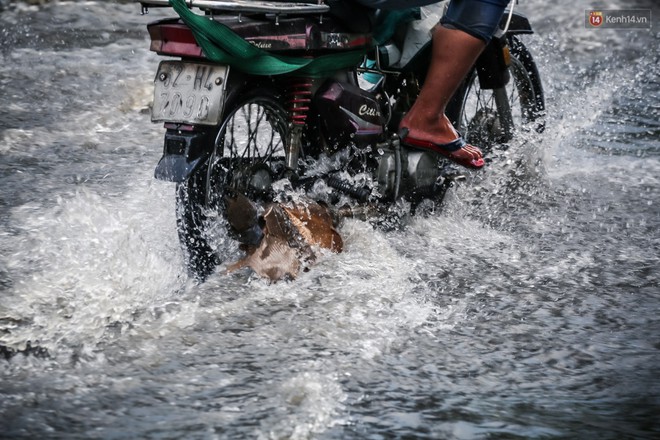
left=450, top=35, right=545, bottom=154
left=176, top=89, right=289, bottom=281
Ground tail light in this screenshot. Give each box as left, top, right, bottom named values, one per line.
left=148, top=19, right=204, bottom=59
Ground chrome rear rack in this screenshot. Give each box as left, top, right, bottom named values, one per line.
left=137, top=0, right=330, bottom=15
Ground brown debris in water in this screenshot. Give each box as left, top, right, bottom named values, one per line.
left=226, top=197, right=343, bottom=282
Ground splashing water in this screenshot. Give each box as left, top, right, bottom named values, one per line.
left=1, top=1, right=659, bottom=438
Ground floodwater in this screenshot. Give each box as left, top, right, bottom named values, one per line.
left=0, top=0, right=658, bottom=438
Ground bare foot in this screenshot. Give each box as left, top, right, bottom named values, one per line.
left=399, top=113, right=484, bottom=169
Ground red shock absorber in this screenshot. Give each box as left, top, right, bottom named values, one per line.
left=288, top=78, right=313, bottom=127
left=285, top=78, right=313, bottom=170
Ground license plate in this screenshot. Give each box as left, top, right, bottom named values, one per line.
left=152, top=61, right=228, bottom=125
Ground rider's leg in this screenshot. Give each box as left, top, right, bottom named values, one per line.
left=398, top=0, right=511, bottom=168
left=399, top=25, right=485, bottom=165
left=351, top=0, right=510, bottom=167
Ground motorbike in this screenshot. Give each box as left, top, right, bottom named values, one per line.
left=136, top=0, right=545, bottom=281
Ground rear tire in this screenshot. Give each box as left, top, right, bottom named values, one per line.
left=176, top=89, right=289, bottom=281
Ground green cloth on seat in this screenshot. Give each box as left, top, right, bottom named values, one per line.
left=168, top=0, right=369, bottom=77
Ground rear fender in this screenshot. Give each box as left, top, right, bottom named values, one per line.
left=154, top=127, right=216, bottom=182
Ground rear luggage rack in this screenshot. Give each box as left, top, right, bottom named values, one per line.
left=137, top=0, right=330, bottom=15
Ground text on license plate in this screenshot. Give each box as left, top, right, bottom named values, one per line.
left=152, top=61, right=228, bottom=125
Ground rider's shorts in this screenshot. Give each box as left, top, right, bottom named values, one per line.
left=352, top=0, right=510, bottom=43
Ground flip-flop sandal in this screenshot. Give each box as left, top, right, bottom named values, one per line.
left=399, top=127, right=485, bottom=169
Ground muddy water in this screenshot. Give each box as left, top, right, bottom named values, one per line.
left=1, top=1, right=659, bottom=438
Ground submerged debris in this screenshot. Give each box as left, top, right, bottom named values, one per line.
left=225, top=195, right=343, bottom=282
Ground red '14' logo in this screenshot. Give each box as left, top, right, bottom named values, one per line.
left=589, top=11, right=604, bottom=27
